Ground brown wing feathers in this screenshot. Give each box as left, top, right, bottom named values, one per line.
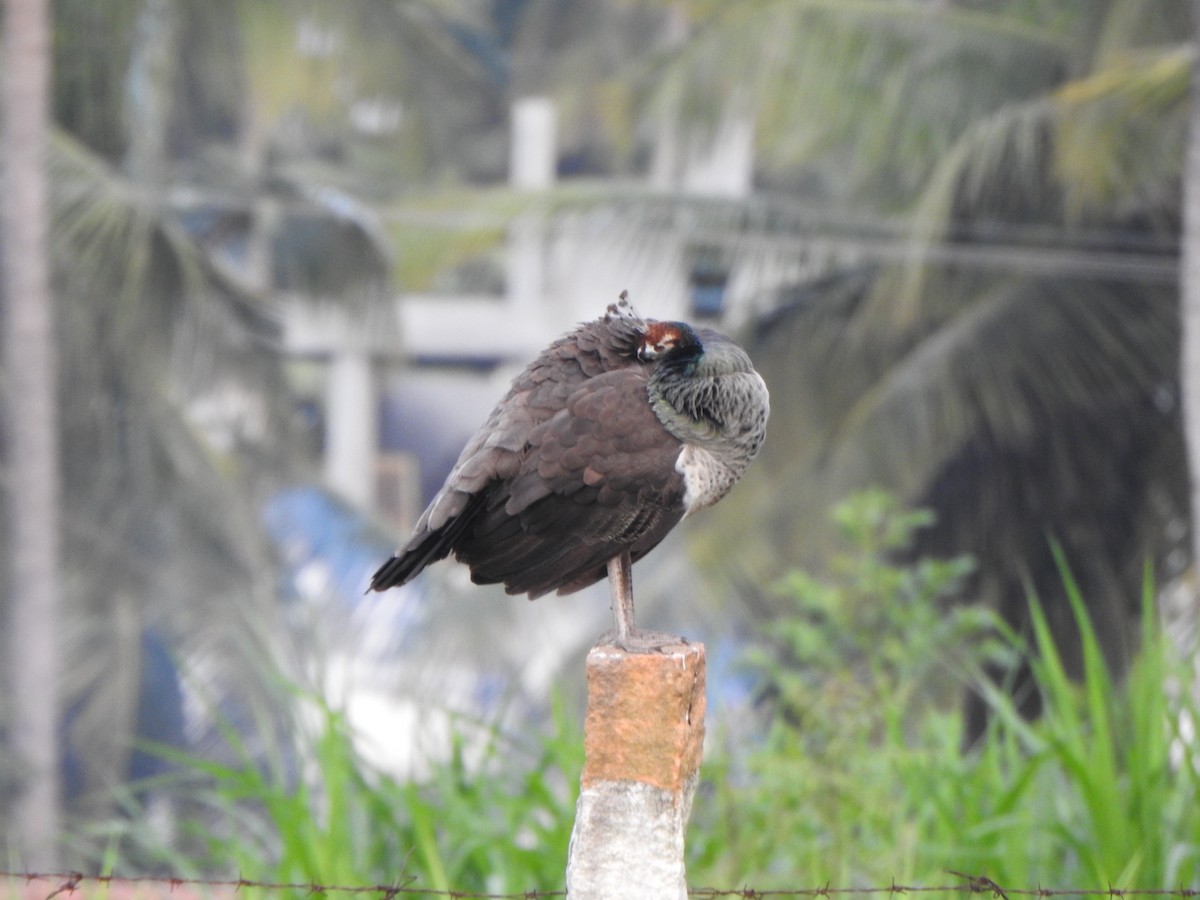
left=456, top=369, right=685, bottom=596
left=368, top=307, right=685, bottom=598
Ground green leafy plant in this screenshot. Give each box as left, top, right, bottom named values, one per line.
left=690, top=489, right=993, bottom=888
left=751, top=489, right=988, bottom=740
left=689, top=491, right=1200, bottom=893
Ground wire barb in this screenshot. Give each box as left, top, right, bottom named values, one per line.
left=948, top=870, right=1009, bottom=900
left=43, top=873, right=82, bottom=900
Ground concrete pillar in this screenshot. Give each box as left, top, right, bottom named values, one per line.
left=649, top=3, right=690, bottom=192
left=566, top=641, right=706, bottom=900
left=510, top=96, right=557, bottom=190
left=506, top=97, right=555, bottom=330
left=324, top=348, right=377, bottom=509
left=682, top=104, right=754, bottom=198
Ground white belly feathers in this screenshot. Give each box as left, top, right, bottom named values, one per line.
left=676, top=443, right=738, bottom=516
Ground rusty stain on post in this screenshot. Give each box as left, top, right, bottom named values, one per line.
left=580, top=641, right=706, bottom=792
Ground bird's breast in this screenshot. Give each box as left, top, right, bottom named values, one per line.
left=675, top=443, right=739, bottom=515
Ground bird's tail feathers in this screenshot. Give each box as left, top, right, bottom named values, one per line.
left=368, top=492, right=485, bottom=592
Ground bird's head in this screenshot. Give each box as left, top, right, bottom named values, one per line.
left=639, top=321, right=757, bottom=380
left=637, top=321, right=702, bottom=367
left=639, top=317, right=769, bottom=455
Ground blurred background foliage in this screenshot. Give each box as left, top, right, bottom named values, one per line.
left=2, top=0, right=1199, bottom=888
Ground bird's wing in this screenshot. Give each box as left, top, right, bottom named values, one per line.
left=369, top=309, right=649, bottom=592
left=454, top=368, right=687, bottom=597
left=417, top=311, right=647, bottom=532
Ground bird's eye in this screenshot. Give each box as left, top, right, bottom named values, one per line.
left=638, top=339, right=670, bottom=362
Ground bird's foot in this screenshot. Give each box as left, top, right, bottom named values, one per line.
left=598, top=627, right=689, bottom=654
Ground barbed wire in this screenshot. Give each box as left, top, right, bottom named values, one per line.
left=3, top=871, right=1200, bottom=900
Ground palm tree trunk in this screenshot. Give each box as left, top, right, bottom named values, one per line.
left=3, top=0, right=61, bottom=869
left=1185, top=2, right=1200, bottom=596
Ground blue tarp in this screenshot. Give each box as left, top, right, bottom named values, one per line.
left=263, top=485, right=400, bottom=603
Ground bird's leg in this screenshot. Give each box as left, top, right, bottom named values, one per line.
left=608, top=550, right=636, bottom=649
left=604, top=551, right=685, bottom=652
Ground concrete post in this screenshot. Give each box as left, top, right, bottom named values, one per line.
left=566, top=641, right=706, bottom=900
left=324, top=348, right=377, bottom=509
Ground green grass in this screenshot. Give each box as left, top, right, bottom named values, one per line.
left=112, top=692, right=583, bottom=897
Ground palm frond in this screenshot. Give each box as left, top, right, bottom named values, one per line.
left=1052, top=43, right=1191, bottom=220
left=828, top=276, right=1177, bottom=498
left=882, top=93, right=1058, bottom=324
left=33, top=123, right=296, bottom=801
left=873, top=41, right=1187, bottom=325
left=705, top=266, right=1180, bottom=617
left=642, top=0, right=1072, bottom=201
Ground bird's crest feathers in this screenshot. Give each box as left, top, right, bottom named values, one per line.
left=605, top=290, right=645, bottom=327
